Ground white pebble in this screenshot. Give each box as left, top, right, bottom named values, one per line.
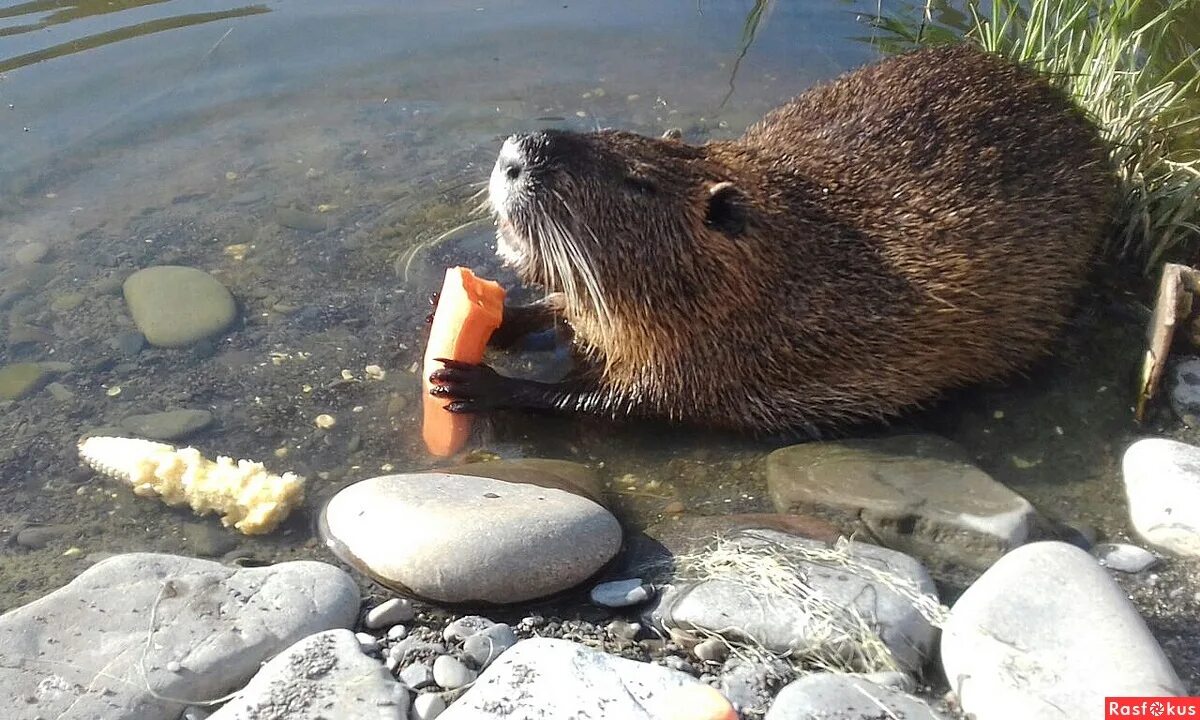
left=401, top=662, right=436, bottom=689
left=355, top=631, right=380, bottom=652
left=412, top=692, right=447, bottom=720
left=165, top=660, right=182, bottom=673
left=443, top=615, right=495, bottom=642
left=314, top=413, right=337, bottom=429
left=1094, top=543, right=1159, bottom=573
left=387, top=624, right=409, bottom=640
left=589, top=579, right=653, bottom=608
left=692, top=637, right=729, bottom=663
left=432, top=655, right=476, bottom=689
left=365, top=598, right=414, bottom=629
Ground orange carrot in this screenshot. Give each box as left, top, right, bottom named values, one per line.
left=422, top=267, right=506, bottom=457
left=663, top=685, right=739, bottom=720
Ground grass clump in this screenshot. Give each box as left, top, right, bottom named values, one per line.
left=870, top=0, right=1200, bottom=273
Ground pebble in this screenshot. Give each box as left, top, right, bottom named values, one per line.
left=719, top=658, right=772, bottom=715
left=606, top=619, right=641, bottom=640
left=1094, top=542, right=1159, bottom=573
left=412, top=693, right=447, bottom=720
left=181, top=521, right=239, bottom=558
left=276, top=207, right=328, bottom=232
left=122, top=266, right=237, bottom=348
left=692, top=637, right=729, bottom=663
left=356, top=631, right=381, bottom=652
left=941, top=542, right=1183, bottom=720
left=0, top=362, right=49, bottom=400
left=110, top=331, right=146, bottom=357
left=767, top=434, right=1036, bottom=573
left=208, top=629, right=409, bottom=720
left=0, top=553, right=360, bottom=720
left=438, top=638, right=719, bottom=719
left=463, top=623, right=518, bottom=668
left=15, top=524, right=70, bottom=550
left=387, top=624, right=409, bottom=640
left=51, top=292, right=85, bottom=312
left=590, top=578, right=654, bottom=607
left=119, top=408, right=214, bottom=441
left=401, top=662, right=436, bottom=690
left=182, top=708, right=211, bottom=720
left=14, top=241, right=48, bottom=265
left=366, top=598, right=415, bottom=629
left=649, top=529, right=939, bottom=673
left=1122, top=438, right=1200, bottom=556
left=444, top=615, right=495, bottom=642
left=432, top=655, right=476, bottom=689
left=1168, top=357, right=1200, bottom=424
left=320, top=468, right=621, bottom=604
left=229, top=190, right=266, bottom=205
left=765, top=674, right=945, bottom=720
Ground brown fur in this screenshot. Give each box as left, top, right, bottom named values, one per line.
left=488, top=44, right=1117, bottom=433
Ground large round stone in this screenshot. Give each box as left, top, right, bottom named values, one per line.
left=122, top=266, right=237, bottom=348
left=320, top=471, right=622, bottom=604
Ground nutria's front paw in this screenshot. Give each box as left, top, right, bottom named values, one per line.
left=424, top=291, right=441, bottom=326
left=428, top=359, right=508, bottom=413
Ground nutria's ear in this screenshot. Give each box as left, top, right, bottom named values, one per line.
left=705, top=181, right=746, bottom=235
left=661, top=128, right=683, bottom=140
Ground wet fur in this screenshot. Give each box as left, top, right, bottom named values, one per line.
left=488, top=44, right=1116, bottom=434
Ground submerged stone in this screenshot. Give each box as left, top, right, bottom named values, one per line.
left=123, top=266, right=237, bottom=348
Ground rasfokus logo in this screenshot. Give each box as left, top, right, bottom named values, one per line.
left=1106, top=698, right=1200, bottom=718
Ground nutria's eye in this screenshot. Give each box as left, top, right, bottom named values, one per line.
left=705, top=181, right=746, bottom=235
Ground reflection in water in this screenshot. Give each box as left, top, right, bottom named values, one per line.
left=0, top=4, right=270, bottom=73
left=719, top=0, right=775, bottom=108
left=0, top=0, right=172, bottom=37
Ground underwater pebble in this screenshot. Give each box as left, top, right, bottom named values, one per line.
left=182, top=521, right=239, bottom=558
left=1094, top=543, right=1159, bottom=573
left=276, top=207, right=328, bottom=233
left=941, top=542, right=1183, bottom=720
left=14, top=242, right=48, bottom=265
left=110, top=331, right=146, bottom=357
left=208, top=629, right=408, bottom=720
left=314, top=413, right=337, bottom=429
left=412, top=692, right=447, bottom=720
left=366, top=598, right=414, bottom=629
left=15, top=524, right=70, bottom=550
left=44, top=382, right=74, bottom=402
left=321, top=468, right=621, bottom=604
left=119, top=408, right=213, bottom=441
left=0, top=362, right=49, bottom=400
left=590, top=578, right=653, bottom=607
left=229, top=190, right=266, bottom=206
left=768, top=434, right=1035, bottom=574
left=432, top=655, right=476, bottom=689
left=462, top=623, right=517, bottom=668
left=123, top=266, right=237, bottom=348
left=1123, top=438, right=1200, bottom=557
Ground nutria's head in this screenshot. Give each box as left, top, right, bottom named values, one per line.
left=487, top=129, right=762, bottom=345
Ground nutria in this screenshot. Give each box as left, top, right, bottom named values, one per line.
left=428, top=44, right=1116, bottom=434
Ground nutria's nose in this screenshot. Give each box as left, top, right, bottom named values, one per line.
left=498, top=134, right=529, bottom=183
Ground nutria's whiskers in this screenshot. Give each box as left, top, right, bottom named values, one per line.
left=551, top=190, right=615, bottom=345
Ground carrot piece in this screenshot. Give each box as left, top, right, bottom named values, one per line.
left=663, top=684, right=739, bottom=720
left=422, top=267, right=506, bottom=457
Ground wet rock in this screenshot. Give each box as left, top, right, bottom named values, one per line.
left=320, top=469, right=621, bottom=604
left=648, top=529, right=939, bottom=673
left=365, top=598, right=415, bottom=629
left=401, top=662, right=436, bottom=690
left=181, top=521, right=239, bottom=557
left=1123, top=438, right=1200, bottom=556
left=590, top=578, right=653, bottom=607
left=15, top=523, right=71, bottom=549
left=0, top=553, right=360, bottom=720
left=432, top=655, right=475, bottom=689
left=123, top=266, right=237, bottom=348
left=765, top=674, right=945, bottom=720
left=14, top=241, right=48, bottom=265
left=45, top=381, right=75, bottom=402
left=51, top=291, right=85, bottom=312
left=767, top=434, right=1035, bottom=573
left=0, top=362, right=49, bottom=400
left=111, top=330, right=147, bottom=357
left=941, top=542, right=1183, bottom=720
left=439, top=638, right=718, bottom=719
left=119, top=409, right=214, bottom=441
left=1094, top=543, right=1159, bottom=573
left=276, top=207, right=328, bottom=233
left=209, top=629, right=408, bottom=719
left=230, top=190, right=267, bottom=206
left=462, top=623, right=517, bottom=668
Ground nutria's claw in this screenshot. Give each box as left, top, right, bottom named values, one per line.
left=428, top=360, right=508, bottom=413
left=423, top=292, right=441, bottom=326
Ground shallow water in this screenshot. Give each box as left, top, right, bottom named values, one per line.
left=0, top=0, right=1197, bottom=686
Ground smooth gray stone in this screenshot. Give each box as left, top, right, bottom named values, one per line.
left=119, top=409, right=213, bottom=441
left=590, top=578, right=653, bottom=607
left=0, top=553, right=360, bottom=720
left=321, top=472, right=621, bottom=604
left=462, top=624, right=517, bottom=669
left=123, top=266, right=237, bottom=348
left=209, top=630, right=408, bottom=719
left=439, top=638, right=714, bottom=719
left=432, top=655, right=475, bottom=690
left=766, top=674, right=945, bottom=719
left=941, top=542, right=1184, bottom=720
left=1122, top=438, right=1200, bottom=557
left=1094, top=543, right=1159, bottom=573
left=768, top=434, right=1036, bottom=572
